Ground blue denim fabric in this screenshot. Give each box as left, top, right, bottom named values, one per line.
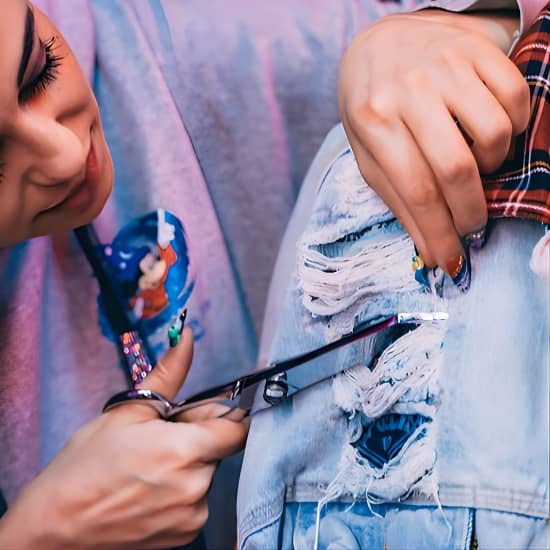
left=237, top=125, right=550, bottom=549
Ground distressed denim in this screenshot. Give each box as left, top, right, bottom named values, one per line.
left=237, top=125, right=550, bottom=549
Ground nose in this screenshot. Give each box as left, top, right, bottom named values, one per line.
left=19, top=113, right=87, bottom=187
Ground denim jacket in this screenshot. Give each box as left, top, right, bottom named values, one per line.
left=237, top=125, right=549, bottom=549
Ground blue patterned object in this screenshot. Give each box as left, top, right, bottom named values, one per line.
left=98, top=209, right=194, bottom=362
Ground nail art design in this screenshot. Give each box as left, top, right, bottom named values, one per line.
left=463, top=227, right=487, bottom=250
left=412, top=253, right=430, bottom=288
left=446, top=252, right=471, bottom=292
left=168, top=308, right=187, bottom=348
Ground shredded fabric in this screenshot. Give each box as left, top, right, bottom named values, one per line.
left=312, top=321, right=446, bottom=548
left=333, top=324, right=444, bottom=418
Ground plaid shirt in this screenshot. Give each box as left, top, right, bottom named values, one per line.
left=483, top=4, right=550, bottom=225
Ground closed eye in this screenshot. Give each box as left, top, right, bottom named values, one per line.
left=18, top=36, right=63, bottom=103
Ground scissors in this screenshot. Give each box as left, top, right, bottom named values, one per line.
left=102, top=311, right=448, bottom=420
left=76, top=224, right=448, bottom=420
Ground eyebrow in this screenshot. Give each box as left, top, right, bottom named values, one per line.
left=17, top=5, right=35, bottom=88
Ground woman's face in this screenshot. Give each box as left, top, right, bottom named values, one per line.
left=0, top=0, right=113, bottom=247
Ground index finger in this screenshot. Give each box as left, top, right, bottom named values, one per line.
left=177, top=417, right=250, bottom=463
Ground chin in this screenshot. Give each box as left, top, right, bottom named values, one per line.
left=80, top=166, right=114, bottom=225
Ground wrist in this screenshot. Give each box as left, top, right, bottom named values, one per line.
left=400, top=9, right=520, bottom=53
left=0, top=486, right=67, bottom=549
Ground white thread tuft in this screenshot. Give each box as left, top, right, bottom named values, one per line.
left=333, top=324, right=444, bottom=418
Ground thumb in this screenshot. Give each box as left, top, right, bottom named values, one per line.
left=137, top=327, right=194, bottom=401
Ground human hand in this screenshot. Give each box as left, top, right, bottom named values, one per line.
left=0, top=328, right=248, bottom=549
left=339, top=10, right=530, bottom=288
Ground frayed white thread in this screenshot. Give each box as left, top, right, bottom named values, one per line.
left=312, top=457, right=386, bottom=550
left=313, top=476, right=356, bottom=550
left=313, top=499, right=322, bottom=550
left=333, top=324, right=444, bottom=418
left=297, top=148, right=440, bottom=337
left=305, top=148, right=448, bottom=545
left=305, top=153, right=393, bottom=247
left=298, top=232, right=417, bottom=321
left=331, top=422, right=436, bottom=503
left=432, top=480, right=453, bottom=543
left=312, top=423, right=438, bottom=547
left=364, top=474, right=383, bottom=519
left=315, top=320, right=445, bottom=530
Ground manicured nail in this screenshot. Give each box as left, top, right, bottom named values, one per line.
left=168, top=308, right=187, bottom=348
left=412, top=253, right=430, bottom=288
left=445, top=253, right=470, bottom=292
left=463, top=226, right=487, bottom=250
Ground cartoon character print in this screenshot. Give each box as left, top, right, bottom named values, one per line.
left=130, top=238, right=178, bottom=320
left=99, top=209, right=195, bottom=359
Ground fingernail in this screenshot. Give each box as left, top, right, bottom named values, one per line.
left=445, top=253, right=471, bottom=292
left=463, top=226, right=487, bottom=250
left=168, top=308, right=187, bottom=348
left=412, top=253, right=430, bottom=288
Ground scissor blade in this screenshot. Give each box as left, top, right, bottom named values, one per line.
left=242, top=312, right=448, bottom=415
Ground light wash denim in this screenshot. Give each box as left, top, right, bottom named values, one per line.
left=237, top=124, right=550, bottom=549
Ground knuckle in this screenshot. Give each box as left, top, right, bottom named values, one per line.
left=161, top=438, right=195, bottom=469
left=180, top=472, right=212, bottom=505
left=437, top=155, right=477, bottom=185
left=475, top=116, right=512, bottom=173
left=438, top=46, right=461, bottom=67
left=479, top=114, right=512, bottom=152
left=355, top=93, right=396, bottom=127
left=402, top=66, right=433, bottom=92
left=508, top=76, right=530, bottom=112
left=438, top=46, right=471, bottom=79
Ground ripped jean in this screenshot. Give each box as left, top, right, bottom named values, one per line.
left=237, top=125, right=550, bottom=549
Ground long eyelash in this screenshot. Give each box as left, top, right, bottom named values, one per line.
left=19, top=36, right=64, bottom=103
